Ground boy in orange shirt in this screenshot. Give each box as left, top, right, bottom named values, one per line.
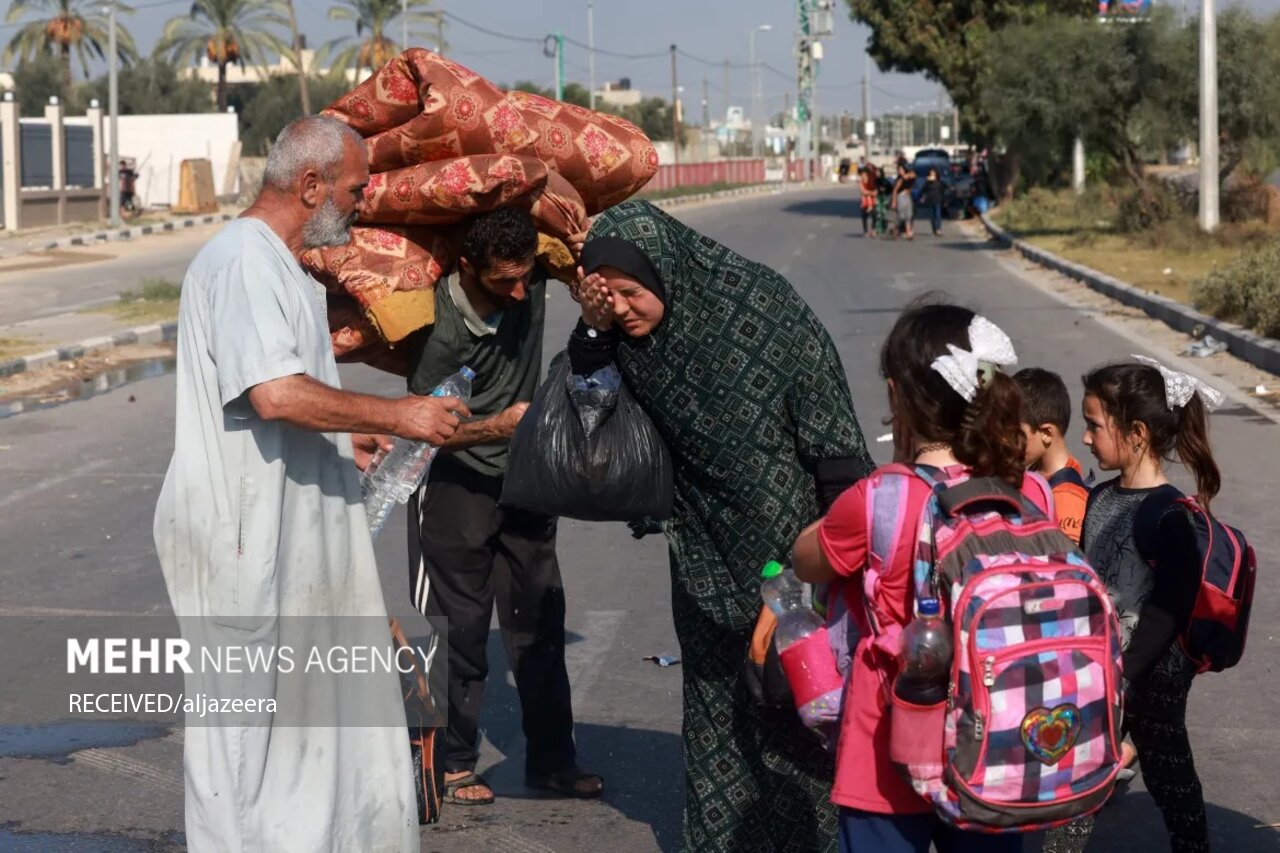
left=1014, top=367, right=1089, bottom=543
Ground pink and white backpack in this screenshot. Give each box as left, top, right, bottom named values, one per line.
left=863, top=464, right=1124, bottom=833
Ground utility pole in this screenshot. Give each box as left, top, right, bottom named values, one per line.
left=671, top=45, right=681, bottom=169
left=749, top=25, right=771, bottom=159
left=286, top=0, right=310, bottom=115
left=400, top=0, right=408, bottom=51
left=860, top=54, right=870, bottom=136
left=702, top=77, right=709, bottom=127
left=1199, top=0, right=1219, bottom=231
left=723, top=59, right=731, bottom=126
left=436, top=14, right=444, bottom=56
left=1072, top=136, right=1086, bottom=194
left=588, top=0, right=596, bottom=109
left=107, top=0, right=120, bottom=228
left=544, top=33, right=565, bottom=101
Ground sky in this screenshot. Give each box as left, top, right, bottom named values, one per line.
left=3, top=0, right=1272, bottom=120
left=0, top=0, right=949, bottom=119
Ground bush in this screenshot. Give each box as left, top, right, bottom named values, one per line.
left=1116, top=181, right=1179, bottom=232
left=1192, top=239, right=1280, bottom=338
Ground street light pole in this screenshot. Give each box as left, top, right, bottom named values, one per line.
left=401, top=0, right=408, bottom=51
left=588, top=0, right=596, bottom=110
left=107, top=1, right=120, bottom=227
left=749, top=24, right=771, bottom=159
left=1199, top=0, right=1219, bottom=232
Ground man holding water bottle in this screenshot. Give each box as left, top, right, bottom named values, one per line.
left=404, top=206, right=602, bottom=805
left=154, top=115, right=468, bottom=852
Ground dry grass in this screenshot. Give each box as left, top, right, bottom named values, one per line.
left=92, top=278, right=182, bottom=325
left=993, top=187, right=1274, bottom=305
left=0, top=337, right=40, bottom=360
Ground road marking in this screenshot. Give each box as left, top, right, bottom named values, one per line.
left=0, top=458, right=111, bottom=510
left=0, top=604, right=162, bottom=618
left=74, top=748, right=183, bottom=791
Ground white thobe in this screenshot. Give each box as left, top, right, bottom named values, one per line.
left=154, top=218, right=418, bottom=852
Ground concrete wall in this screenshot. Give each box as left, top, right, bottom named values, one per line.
left=103, top=113, right=240, bottom=208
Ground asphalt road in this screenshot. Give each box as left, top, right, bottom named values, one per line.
left=0, top=188, right=1277, bottom=853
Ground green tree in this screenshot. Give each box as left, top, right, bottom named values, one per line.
left=156, top=0, right=290, bottom=112
left=509, top=80, right=591, bottom=109
left=234, top=74, right=354, bottom=155
left=983, top=13, right=1180, bottom=196
left=4, top=0, right=139, bottom=100
left=13, top=51, right=86, bottom=115
left=322, top=0, right=443, bottom=78
left=845, top=0, right=1093, bottom=150
left=1142, top=9, right=1280, bottom=183
left=85, top=57, right=215, bottom=114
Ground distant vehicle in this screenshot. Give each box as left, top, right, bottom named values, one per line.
left=910, top=149, right=967, bottom=218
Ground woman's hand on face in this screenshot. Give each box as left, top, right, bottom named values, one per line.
left=579, top=272, right=614, bottom=329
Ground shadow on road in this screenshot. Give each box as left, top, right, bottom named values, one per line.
left=782, top=198, right=860, bottom=218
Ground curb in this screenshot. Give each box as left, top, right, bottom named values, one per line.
left=651, top=179, right=829, bottom=210
left=0, top=321, right=178, bottom=381
left=979, top=212, right=1280, bottom=376
left=2, top=213, right=237, bottom=258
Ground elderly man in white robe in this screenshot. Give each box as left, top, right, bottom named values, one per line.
left=154, top=115, right=467, bottom=852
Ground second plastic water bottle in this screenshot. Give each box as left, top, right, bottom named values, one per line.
left=894, top=598, right=953, bottom=705
left=362, top=366, right=475, bottom=538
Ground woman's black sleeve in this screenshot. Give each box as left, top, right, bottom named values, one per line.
left=567, top=318, right=620, bottom=375
left=1123, top=507, right=1201, bottom=688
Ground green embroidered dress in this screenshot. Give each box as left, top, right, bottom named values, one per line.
left=583, top=201, right=873, bottom=852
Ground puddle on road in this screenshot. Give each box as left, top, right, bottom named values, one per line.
left=0, top=721, right=168, bottom=763
left=0, top=826, right=183, bottom=852
left=0, top=357, right=176, bottom=420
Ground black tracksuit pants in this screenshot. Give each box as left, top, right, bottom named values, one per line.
left=407, top=455, right=577, bottom=777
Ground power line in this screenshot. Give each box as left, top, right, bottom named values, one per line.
left=562, top=34, right=667, bottom=61
left=439, top=10, right=542, bottom=45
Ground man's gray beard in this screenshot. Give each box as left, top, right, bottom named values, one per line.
left=301, top=198, right=355, bottom=248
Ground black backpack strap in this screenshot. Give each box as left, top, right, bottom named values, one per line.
left=1134, top=485, right=1186, bottom=562
left=1047, top=466, right=1087, bottom=491
left=934, top=476, right=1024, bottom=518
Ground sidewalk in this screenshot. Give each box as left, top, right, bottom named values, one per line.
left=0, top=206, right=239, bottom=260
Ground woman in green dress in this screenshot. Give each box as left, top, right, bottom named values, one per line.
left=566, top=200, right=873, bottom=852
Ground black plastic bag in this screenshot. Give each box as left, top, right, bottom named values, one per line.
left=501, top=352, right=673, bottom=521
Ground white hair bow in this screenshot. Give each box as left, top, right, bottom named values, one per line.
left=1132, top=355, right=1224, bottom=411
left=931, top=315, right=1018, bottom=402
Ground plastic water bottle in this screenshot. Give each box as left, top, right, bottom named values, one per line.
left=362, top=366, right=475, bottom=538
left=894, top=598, right=953, bottom=705
left=760, top=560, right=824, bottom=651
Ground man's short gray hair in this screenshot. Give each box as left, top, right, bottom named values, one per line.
left=262, top=115, right=365, bottom=192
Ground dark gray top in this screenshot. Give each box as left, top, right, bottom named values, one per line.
left=405, top=270, right=546, bottom=479
left=1080, top=478, right=1180, bottom=649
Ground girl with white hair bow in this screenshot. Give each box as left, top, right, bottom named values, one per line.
left=1044, top=356, right=1224, bottom=853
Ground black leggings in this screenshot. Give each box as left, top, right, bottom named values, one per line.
left=861, top=205, right=873, bottom=234
left=1042, top=648, right=1208, bottom=853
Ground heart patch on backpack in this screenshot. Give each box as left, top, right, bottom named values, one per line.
left=1020, top=704, right=1082, bottom=765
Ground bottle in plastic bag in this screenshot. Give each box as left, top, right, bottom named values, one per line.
left=362, top=366, right=475, bottom=538
left=894, top=598, right=952, bottom=705
left=760, top=560, right=823, bottom=649
left=761, top=561, right=844, bottom=741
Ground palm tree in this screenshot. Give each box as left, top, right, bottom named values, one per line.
left=156, top=0, right=290, bottom=111
left=4, top=0, right=139, bottom=98
left=323, top=0, right=443, bottom=80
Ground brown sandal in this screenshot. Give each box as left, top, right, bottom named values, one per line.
left=444, top=772, right=495, bottom=806
left=526, top=767, right=604, bottom=799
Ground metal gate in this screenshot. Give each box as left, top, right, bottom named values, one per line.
left=65, top=125, right=94, bottom=188
left=20, top=123, right=53, bottom=188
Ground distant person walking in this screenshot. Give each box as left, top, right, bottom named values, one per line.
left=890, top=161, right=916, bottom=240
left=858, top=164, right=879, bottom=238
left=921, top=167, right=945, bottom=237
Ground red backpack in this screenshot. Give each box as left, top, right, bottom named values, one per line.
left=1139, top=494, right=1257, bottom=673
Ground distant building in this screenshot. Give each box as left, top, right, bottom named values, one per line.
left=180, top=50, right=360, bottom=89
left=596, top=78, right=642, bottom=108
